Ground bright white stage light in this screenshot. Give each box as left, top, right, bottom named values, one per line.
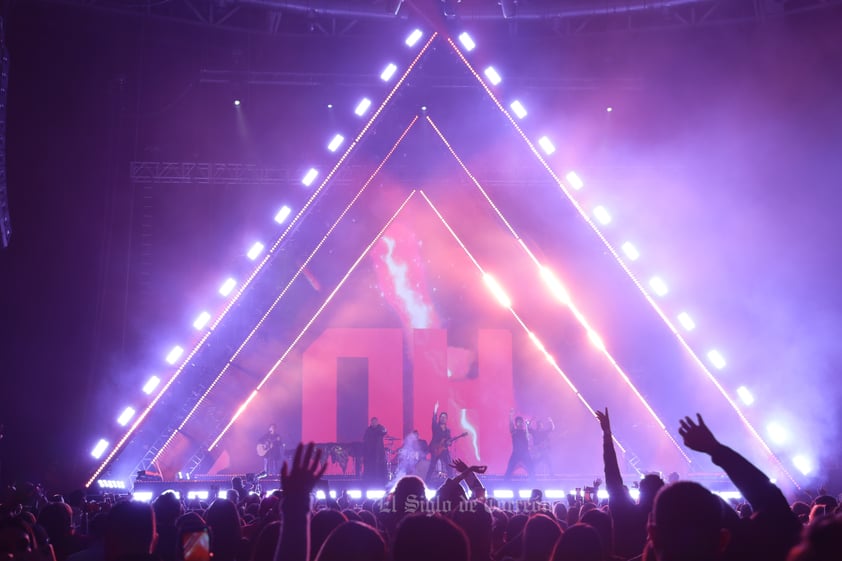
left=354, top=98, right=372, bottom=116
left=217, top=490, right=227, bottom=499
left=117, top=407, right=136, bottom=427
left=380, top=63, right=398, bottom=82
left=247, top=241, right=265, bottom=261
left=424, top=488, right=437, bottom=500
left=133, top=491, right=154, bottom=503
left=233, top=99, right=241, bottom=107
left=792, top=455, right=813, bottom=476
left=458, top=32, right=476, bottom=51
left=219, top=277, right=236, bottom=296
left=301, top=168, right=318, bottom=187
left=736, top=386, right=755, bottom=406
left=193, top=311, right=211, bottom=330
left=327, top=134, right=345, bottom=152
left=766, top=421, right=789, bottom=445
left=621, top=242, right=640, bottom=261
left=629, top=488, right=640, bottom=501
left=366, top=490, right=386, bottom=500
left=593, top=205, right=612, bottom=225
left=142, top=376, right=160, bottom=395
left=165, top=345, right=184, bottom=365
left=715, top=491, right=742, bottom=501
left=707, top=349, right=726, bottom=370
left=483, top=273, right=512, bottom=308
left=597, top=489, right=609, bottom=499
left=588, top=330, right=606, bottom=352
left=544, top=489, right=566, bottom=499
left=518, top=490, right=531, bottom=499
left=538, top=136, right=555, bottom=155
left=540, top=267, right=570, bottom=305
left=510, top=100, right=527, bottom=119
left=315, top=490, right=326, bottom=500
left=565, top=171, right=584, bottom=190
left=274, top=205, right=292, bottom=224
left=606, top=106, right=613, bottom=113
left=493, top=489, right=514, bottom=499
left=405, top=29, right=423, bottom=47
left=483, top=66, right=502, bottom=85
left=677, top=311, right=695, bottom=331
left=187, top=491, right=209, bottom=500
left=346, top=490, right=362, bottom=499
left=91, top=439, right=109, bottom=459
left=329, top=490, right=337, bottom=499
left=649, top=276, right=669, bottom=297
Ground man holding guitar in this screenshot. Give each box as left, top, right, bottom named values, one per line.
left=426, top=401, right=468, bottom=482
left=257, top=423, right=284, bottom=475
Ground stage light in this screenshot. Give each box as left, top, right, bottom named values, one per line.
left=649, top=276, right=669, bottom=297
left=142, top=376, right=160, bottom=395
left=593, top=205, right=612, bottom=225
left=715, top=491, right=742, bottom=500
left=354, top=98, right=372, bottom=116
left=347, top=490, right=362, bottom=499
left=588, top=330, right=606, bottom=351
left=707, top=349, right=726, bottom=370
left=387, top=0, right=404, bottom=16
left=274, top=205, right=292, bottom=224
left=193, top=311, right=211, bottom=330
left=565, top=171, right=584, bottom=190
left=483, top=66, right=502, bottom=86
left=233, top=99, right=241, bottom=107
left=597, top=489, right=609, bottom=499
left=425, top=488, right=437, bottom=500
left=606, top=106, right=613, bottom=112
left=493, top=489, right=514, bottom=499
left=165, top=345, right=184, bottom=365
left=766, top=422, right=789, bottom=445
left=510, top=100, right=527, bottom=119
left=629, top=488, right=640, bottom=500
left=329, top=490, right=337, bottom=499
left=540, top=267, right=570, bottom=305
left=458, top=32, right=476, bottom=51
left=538, top=136, right=555, bottom=155
left=544, top=489, right=566, bottom=499
left=405, top=29, right=423, bottom=47
left=246, top=242, right=265, bottom=261
left=366, top=490, right=386, bottom=499
left=219, top=277, right=237, bottom=297
left=621, top=242, right=640, bottom=261
left=91, top=439, right=109, bottom=459
left=133, top=491, right=154, bottom=503
left=117, top=407, right=136, bottom=427
left=528, top=331, right=546, bottom=353
left=315, top=490, right=326, bottom=500
left=483, top=273, right=512, bottom=308
left=187, top=491, right=209, bottom=500
left=380, top=63, right=398, bottom=82
left=301, top=168, right=318, bottom=187
left=518, top=490, right=531, bottom=499
left=327, top=134, right=345, bottom=152
left=677, top=311, right=695, bottom=331
left=736, top=386, right=754, bottom=406
left=217, top=490, right=227, bottom=499
left=792, top=455, right=813, bottom=476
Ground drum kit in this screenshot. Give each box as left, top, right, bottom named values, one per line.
left=383, top=435, right=428, bottom=480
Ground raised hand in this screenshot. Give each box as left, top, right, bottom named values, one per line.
left=281, top=442, right=327, bottom=498
left=595, top=408, right=611, bottom=434
left=434, top=400, right=439, bottom=413
left=451, top=458, right=469, bottom=473
left=678, top=414, right=720, bottom=455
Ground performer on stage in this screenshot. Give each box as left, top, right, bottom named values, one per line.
left=426, top=401, right=459, bottom=481
left=257, top=423, right=283, bottom=475
left=504, top=409, right=534, bottom=478
left=397, top=429, right=427, bottom=477
left=531, top=416, right=556, bottom=475
left=362, top=417, right=388, bottom=483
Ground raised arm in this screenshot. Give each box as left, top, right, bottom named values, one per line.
left=275, top=443, right=327, bottom=561
left=595, top=408, right=628, bottom=505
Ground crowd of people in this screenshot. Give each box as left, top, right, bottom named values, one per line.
left=1, top=410, right=840, bottom=561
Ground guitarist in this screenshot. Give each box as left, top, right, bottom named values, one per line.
left=426, top=401, right=464, bottom=482
left=257, top=423, right=283, bottom=475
